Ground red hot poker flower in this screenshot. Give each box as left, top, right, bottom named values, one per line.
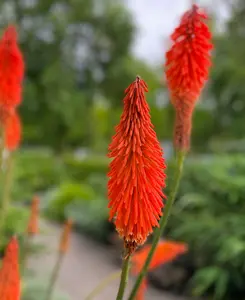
left=165, top=4, right=212, bottom=104
left=27, top=195, right=40, bottom=235
left=59, top=219, right=73, bottom=254
left=5, top=110, right=22, bottom=151
left=132, top=240, right=188, bottom=300
left=0, top=105, right=14, bottom=126
left=0, top=237, right=20, bottom=300
left=108, top=76, right=167, bottom=253
left=0, top=25, right=24, bottom=108
left=165, top=5, right=213, bottom=151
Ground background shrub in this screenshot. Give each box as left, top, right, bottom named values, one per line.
left=166, top=155, right=245, bottom=299
left=44, top=182, right=96, bottom=221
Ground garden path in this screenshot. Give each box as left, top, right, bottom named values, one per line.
left=29, top=220, right=188, bottom=300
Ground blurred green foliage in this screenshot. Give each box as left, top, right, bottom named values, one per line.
left=0, top=0, right=161, bottom=151
left=66, top=197, right=111, bottom=242
left=7, top=150, right=110, bottom=241
left=63, top=154, right=108, bottom=180
left=22, top=278, right=70, bottom=300
left=10, top=148, right=108, bottom=203
left=45, top=182, right=96, bottom=220
left=204, top=0, right=245, bottom=146
left=0, top=206, right=29, bottom=252
left=166, top=155, right=245, bottom=299
left=7, top=147, right=245, bottom=299
left=12, top=149, right=66, bottom=201
left=1, top=0, right=243, bottom=152
left=9, top=149, right=245, bottom=300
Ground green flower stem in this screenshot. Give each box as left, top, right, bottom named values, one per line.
left=84, top=270, right=121, bottom=300
left=0, top=153, right=14, bottom=236
left=116, top=252, right=131, bottom=300
left=21, top=233, right=33, bottom=274
left=44, top=252, right=64, bottom=300
left=128, top=150, right=186, bottom=300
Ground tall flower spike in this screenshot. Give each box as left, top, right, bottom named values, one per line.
left=59, top=219, right=73, bottom=253
left=0, top=25, right=24, bottom=108
left=5, top=110, right=22, bottom=151
left=131, top=240, right=188, bottom=300
left=27, top=195, right=40, bottom=235
left=108, top=76, right=167, bottom=254
left=0, top=237, right=20, bottom=300
left=0, top=105, right=14, bottom=126
left=165, top=4, right=213, bottom=150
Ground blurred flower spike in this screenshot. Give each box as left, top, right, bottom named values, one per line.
left=0, top=25, right=24, bottom=109
left=59, top=219, right=73, bottom=254
left=27, top=195, right=40, bottom=236
left=0, top=237, right=21, bottom=300
left=4, top=110, right=22, bottom=151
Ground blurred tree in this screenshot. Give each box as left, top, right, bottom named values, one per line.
left=101, top=55, right=161, bottom=108
left=207, top=0, right=245, bottom=142
left=0, top=0, right=158, bottom=150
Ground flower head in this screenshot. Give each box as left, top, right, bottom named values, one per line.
left=0, top=25, right=24, bottom=108
left=165, top=5, right=212, bottom=151
left=0, top=237, right=20, bottom=300
left=165, top=4, right=212, bottom=104
left=59, top=219, right=73, bottom=253
left=132, top=240, right=188, bottom=300
left=4, top=110, right=21, bottom=151
left=27, top=195, right=40, bottom=235
left=108, top=76, right=166, bottom=253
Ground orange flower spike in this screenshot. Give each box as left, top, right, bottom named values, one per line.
left=0, top=25, right=24, bottom=107
left=27, top=195, right=40, bottom=235
left=108, top=76, right=167, bottom=253
left=165, top=5, right=213, bottom=151
left=165, top=4, right=212, bottom=104
left=59, top=219, right=73, bottom=254
left=0, top=105, right=14, bottom=126
left=0, top=237, right=21, bottom=300
left=4, top=110, right=22, bottom=151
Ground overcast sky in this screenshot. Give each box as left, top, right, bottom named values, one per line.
left=124, top=0, right=230, bottom=65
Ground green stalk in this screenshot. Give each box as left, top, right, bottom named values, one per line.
left=21, top=233, right=33, bottom=274
left=116, top=253, right=131, bottom=300
left=0, top=153, right=14, bottom=236
left=84, top=270, right=121, bottom=300
left=44, top=253, right=64, bottom=300
left=128, top=150, right=186, bottom=300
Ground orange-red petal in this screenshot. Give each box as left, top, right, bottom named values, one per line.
left=132, top=240, right=188, bottom=275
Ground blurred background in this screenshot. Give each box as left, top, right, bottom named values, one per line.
left=0, top=0, right=245, bottom=299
